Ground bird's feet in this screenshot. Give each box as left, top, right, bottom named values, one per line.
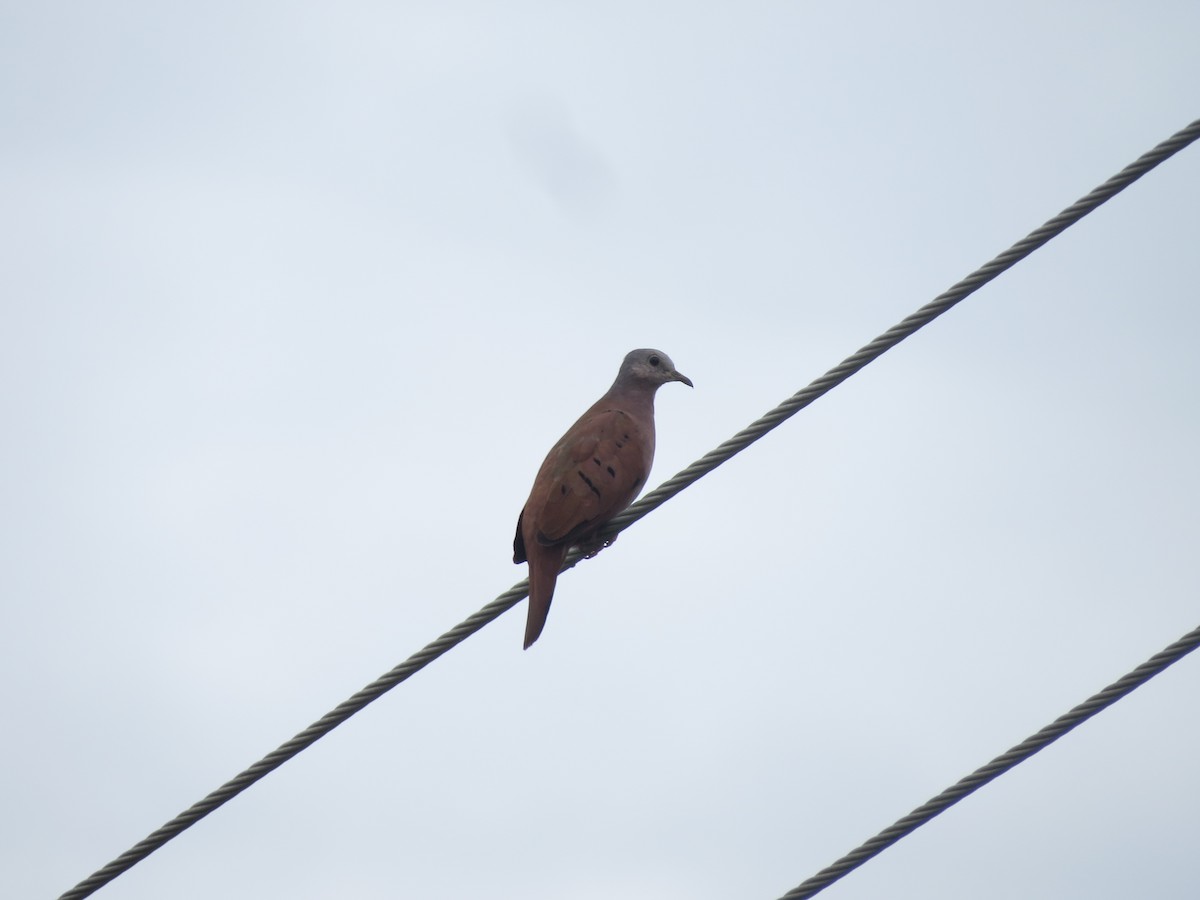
left=578, top=535, right=617, bottom=559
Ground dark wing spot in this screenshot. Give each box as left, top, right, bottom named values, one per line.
left=577, top=470, right=602, bottom=499
left=607, top=466, right=616, bottom=477
left=593, top=457, right=602, bottom=466
left=560, top=484, right=568, bottom=495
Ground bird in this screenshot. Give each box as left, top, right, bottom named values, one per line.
left=514, top=348, right=692, bottom=649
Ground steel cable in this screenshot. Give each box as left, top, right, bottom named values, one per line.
left=58, top=117, right=1200, bottom=899
left=776, top=623, right=1200, bottom=899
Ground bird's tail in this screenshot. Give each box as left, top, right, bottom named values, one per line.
left=524, top=544, right=567, bottom=649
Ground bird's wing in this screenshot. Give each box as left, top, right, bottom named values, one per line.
left=530, top=407, right=650, bottom=547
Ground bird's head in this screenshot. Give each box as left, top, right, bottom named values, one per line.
left=619, top=348, right=693, bottom=390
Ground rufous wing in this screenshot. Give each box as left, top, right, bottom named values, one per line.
left=531, top=408, right=651, bottom=547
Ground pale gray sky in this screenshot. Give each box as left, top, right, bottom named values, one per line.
left=3, top=4, right=1199, bottom=899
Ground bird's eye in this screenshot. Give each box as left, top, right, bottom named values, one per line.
left=649, top=355, right=661, bottom=366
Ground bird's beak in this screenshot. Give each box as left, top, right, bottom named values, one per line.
left=673, top=370, right=694, bottom=388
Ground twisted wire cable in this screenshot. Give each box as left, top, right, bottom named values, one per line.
left=58, top=117, right=1200, bottom=900
left=602, top=117, right=1200, bottom=536
left=776, top=623, right=1200, bottom=899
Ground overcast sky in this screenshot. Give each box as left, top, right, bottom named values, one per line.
left=4, top=4, right=1199, bottom=899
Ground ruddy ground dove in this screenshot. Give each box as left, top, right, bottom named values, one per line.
left=514, top=349, right=692, bottom=648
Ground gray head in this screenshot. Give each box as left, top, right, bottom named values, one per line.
left=614, top=348, right=693, bottom=390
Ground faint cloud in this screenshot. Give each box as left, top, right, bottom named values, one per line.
left=505, top=95, right=616, bottom=221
